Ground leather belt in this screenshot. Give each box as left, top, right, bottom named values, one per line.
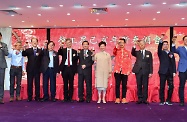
left=11, top=65, right=22, bottom=68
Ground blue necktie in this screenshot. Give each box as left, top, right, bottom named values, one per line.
left=34, top=49, right=37, bottom=56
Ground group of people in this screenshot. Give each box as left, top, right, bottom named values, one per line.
left=0, top=32, right=187, bottom=106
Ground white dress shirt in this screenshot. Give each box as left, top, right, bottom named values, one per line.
left=65, top=48, right=72, bottom=65
left=48, top=51, right=54, bottom=68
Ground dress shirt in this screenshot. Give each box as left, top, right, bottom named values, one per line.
left=48, top=51, right=54, bottom=68
left=8, top=49, right=25, bottom=71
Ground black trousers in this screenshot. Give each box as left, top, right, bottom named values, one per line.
left=78, top=72, right=92, bottom=101
left=159, top=72, right=174, bottom=102
left=135, top=69, right=149, bottom=102
left=10, top=67, right=22, bottom=97
left=179, top=70, right=187, bottom=103
left=27, top=71, right=40, bottom=100
left=62, top=66, right=75, bottom=100
left=114, top=73, right=128, bottom=98
left=43, top=68, right=56, bottom=99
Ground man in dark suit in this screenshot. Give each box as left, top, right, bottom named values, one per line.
left=22, top=38, right=43, bottom=102
left=58, top=38, right=78, bottom=102
left=0, top=32, right=9, bottom=104
left=158, top=38, right=176, bottom=105
left=171, top=35, right=187, bottom=106
left=77, top=41, right=94, bottom=103
left=131, top=40, right=153, bottom=104
left=40, top=41, right=59, bottom=102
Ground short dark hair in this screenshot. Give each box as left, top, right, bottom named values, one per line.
left=0, top=32, right=2, bottom=37
left=65, top=38, right=72, bottom=42
left=98, top=41, right=106, bottom=47
left=47, top=41, right=55, bottom=47
left=119, top=38, right=126, bottom=43
left=31, top=37, right=38, bottom=42
left=182, top=35, right=187, bottom=41
left=163, top=41, right=168, bottom=44
left=82, top=40, right=89, bottom=45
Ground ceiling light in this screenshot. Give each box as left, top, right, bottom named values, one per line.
left=93, top=4, right=97, bottom=6
left=143, top=2, right=151, bottom=6
left=126, top=12, right=130, bottom=14
left=31, top=25, right=34, bottom=27
left=9, top=26, right=12, bottom=27
left=72, top=20, right=76, bottom=22
left=59, top=5, right=63, bottom=7
left=100, top=25, right=103, bottom=26
left=38, top=14, right=42, bottom=16
left=127, top=3, right=132, bottom=6
left=74, top=4, right=83, bottom=8
left=162, top=2, right=167, bottom=5
left=46, top=20, right=50, bottom=22
left=11, top=15, right=15, bottom=16
left=175, top=23, right=178, bottom=25
left=22, top=21, right=25, bottom=22
left=96, top=13, right=100, bottom=15
left=177, top=2, right=187, bottom=6
left=181, top=18, right=185, bottom=20
left=157, top=11, right=161, bottom=14
left=27, top=6, right=31, bottom=8
left=96, top=19, right=99, bottom=21
left=41, top=5, right=52, bottom=9
left=125, top=19, right=128, bottom=21
left=153, top=18, right=156, bottom=20
left=67, top=13, right=70, bottom=15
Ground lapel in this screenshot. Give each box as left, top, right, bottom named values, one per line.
left=182, top=46, right=187, bottom=57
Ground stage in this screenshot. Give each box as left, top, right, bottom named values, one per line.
left=1, top=91, right=187, bottom=122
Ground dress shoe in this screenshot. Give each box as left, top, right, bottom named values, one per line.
left=62, top=99, right=68, bottom=102
left=10, top=97, right=14, bottom=102
left=0, top=99, right=4, bottom=104
left=78, top=99, right=85, bottom=102
left=115, top=98, right=120, bottom=104
left=122, top=98, right=128, bottom=104
left=143, top=101, right=149, bottom=104
left=52, top=98, right=56, bottom=102
left=86, top=100, right=90, bottom=103
left=165, top=101, right=172, bottom=106
left=103, top=99, right=106, bottom=104
left=41, top=98, right=49, bottom=102
left=179, top=102, right=184, bottom=106
left=159, top=102, right=165, bottom=105
left=136, top=101, right=142, bottom=104
left=69, top=99, right=74, bottom=102
left=27, top=99, right=32, bottom=102
left=16, top=96, right=21, bottom=101
left=97, top=98, right=101, bottom=104
left=35, top=98, right=41, bottom=102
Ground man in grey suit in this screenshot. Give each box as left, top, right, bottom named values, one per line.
left=0, top=32, right=9, bottom=104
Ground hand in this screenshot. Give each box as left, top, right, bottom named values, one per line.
left=127, top=71, right=131, bottom=76
left=149, top=74, right=152, bottom=77
left=160, top=34, right=165, bottom=40
left=82, top=65, right=86, bottom=69
left=173, top=73, right=176, bottom=77
left=77, top=50, right=80, bottom=53
left=22, top=71, right=25, bottom=76
left=57, top=73, right=60, bottom=77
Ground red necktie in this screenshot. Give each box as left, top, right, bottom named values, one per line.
left=68, top=50, right=70, bottom=66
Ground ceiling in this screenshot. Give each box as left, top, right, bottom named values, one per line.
left=0, top=0, right=187, bottom=28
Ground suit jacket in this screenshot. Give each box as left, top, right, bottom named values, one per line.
left=171, top=46, right=187, bottom=72
left=0, top=42, right=8, bottom=68
left=77, top=49, right=94, bottom=75
left=131, top=47, right=153, bottom=75
left=58, top=47, right=78, bottom=74
left=158, top=42, right=176, bottom=75
left=22, top=48, right=43, bottom=73
left=40, top=49, right=59, bottom=74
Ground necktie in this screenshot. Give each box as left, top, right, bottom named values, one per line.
left=141, top=50, right=144, bottom=59
left=68, top=50, right=70, bottom=66
left=84, top=50, right=86, bottom=59
left=34, top=49, right=37, bottom=56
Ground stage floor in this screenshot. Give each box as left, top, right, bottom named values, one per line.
left=1, top=91, right=187, bottom=122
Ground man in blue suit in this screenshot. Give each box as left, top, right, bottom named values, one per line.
left=171, top=35, right=187, bottom=106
